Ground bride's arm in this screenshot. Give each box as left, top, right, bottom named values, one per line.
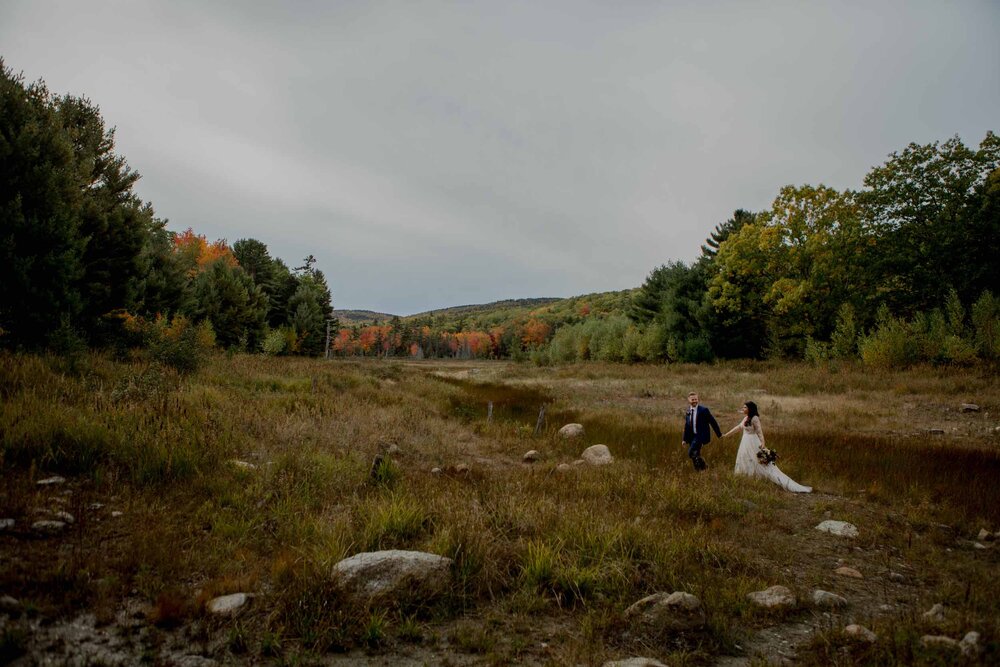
left=722, top=421, right=742, bottom=438
left=753, top=416, right=765, bottom=446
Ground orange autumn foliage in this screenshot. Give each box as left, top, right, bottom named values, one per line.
left=173, top=228, right=237, bottom=275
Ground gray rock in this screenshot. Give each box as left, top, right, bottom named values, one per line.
left=0, top=518, right=13, bottom=531
left=973, top=542, right=989, bottom=550
left=523, top=450, right=540, bottom=462
left=32, top=520, right=67, bottom=533
left=888, top=571, right=906, bottom=583
left=747, top=585, right=796, bottom=609
left=581, top=444, right=613, bottom=466
left=923, top=603, right=947, bottom=623
left=812, top=590, right=848, bottom=608
left=228, top=459, right=257, bottom=470
left=845, top=624, right=877, bottom=642
left=0, top=595, right=21, bottom=613
left=332, top=550, right=453, bottom=602
left=555, top=463, right=573, bottom=473
left=921, top=635, right=959, bottom=650
left=53, top=511, right=75, bottom=524
left=978, top=528, right=994, bottom=541
left=960, top=631, right=981, bottom=657
left=835, top=566, right=863, bottom=579
left=815, top=520, right=859, bottom=538
left=602, top=659, right=668, bottom=667
left=431, top=467, right=442, bottom=475
left=206, top=592, right=248, bottom=616
left=111, top=511, right=124, bottom=518
left=88, top=503, right=104, bottom=511
left=960, top=403, right=980, bottom=412
left=453, top=463, right=470, bottom=474
left=386, top=444, right=402, bottom=455
left=36, top=475, right=66, bottom=486
left=927, top=428, right=946, bottom=435
left=624, top=591, right=706, bottom=632
left=558, top=423, right=585, bottom=439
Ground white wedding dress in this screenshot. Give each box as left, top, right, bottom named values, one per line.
left=734, top=416, right=812, bottom=493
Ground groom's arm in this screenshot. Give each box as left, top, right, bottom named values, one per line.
left=707, top=409, right=722, bottom=438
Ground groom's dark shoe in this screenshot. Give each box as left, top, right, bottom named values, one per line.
left=694, top=456, right=707, bottom=471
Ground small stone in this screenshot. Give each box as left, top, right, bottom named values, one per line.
left=32, top=520, right=66, bottom=533
left=558, top=423, right=585, bottom=439
left=927, top=428, right=945, bottom=435
left=978, top=528, right=993, bottom=542
left=812, top=590, right=848, bottom=608
left=835, top=566, right=863, bottom=579
left=431, top=467, right=442, bottom=475
left=228, top=459, right=257, bottom=470
left=845, top=624, right=877, bottom=642
left=522, top=450, right=540, bottom=463
left=36, top=476, right=66, bottom=486
left=111, top=511, right=124, bottom=518
left=0, top=595, right=21, bottom=613
left=816, top=520, right=859, bottom=538
left=747, top=585, right=796, bottom=609
left=623, top=591, right=706, bottom=632
left=53, top=511, right=75, bottom=524
left=555, top=463, right=573, bottom=473
left=0, top=519, right=14, bottom=531
left=88, top=503, right=104, bottom=511
left=959, top=631, right=981, bottom=656
left=581, top=444, right=613, bottom=466
left=888, top=571, right=905, bottom=583
left=973, top=542, right=989, bottom=550
left=453, top=463, right=470, bottom=474
left=602, top=659, right=668, bottom=667
left=573, top=459, right=586, bottom=465
left=921, top=635, right=959, bottom=650
left=386, top=444, right=402, bottom=455
left=960, top=403, right=980, bottom=413
left=206, top=592, right=248, bottom=616
left=923, top=603, right=947, bottom=623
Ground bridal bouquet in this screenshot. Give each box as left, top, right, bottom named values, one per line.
left=756, top=446, right=778, bottom=466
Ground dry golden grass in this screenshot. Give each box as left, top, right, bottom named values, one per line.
left=1, top=352, right=998, bottom=664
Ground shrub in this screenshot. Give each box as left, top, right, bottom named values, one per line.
left=262, top=328, right=288, bottom=356
left=144, top=314, right=215, bottom=373
left=972, top=290, right=1000, bottom=360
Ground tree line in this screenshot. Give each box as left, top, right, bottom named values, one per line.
left=0, top=61, right=333, bottom=363
left=623, top=132, right=999, bottom=365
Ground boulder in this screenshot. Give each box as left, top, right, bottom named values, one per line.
left=921, top=635, right=959, bottom=651
left=558, top=423, right=585, bottom=439
left=960, top=631, right=981, bottom=657
left=812, top=590, right=848, bottom=608
left=845, top=624, right=877, bottom=642
left=923, top=603, right=947, bottom=624
left=835, top=566, right=863, bottom=579
left=747, top=585, right=796, bottom=610
left=522, top=450, right=540, bottom=463
left=815, top=520, right=859, bottom=538
left=206, top=593, right=248, bottom=616
left=332, top=550, right=453, bottom=603
left=624, top=591, right=706, bottom=632
left=581, top=444, right=613, bottom=466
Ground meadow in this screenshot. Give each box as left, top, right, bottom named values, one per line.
left=1, top=352, right=998, bottom=665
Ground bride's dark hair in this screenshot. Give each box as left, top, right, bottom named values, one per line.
left=744, top=401, right=760, bottom=427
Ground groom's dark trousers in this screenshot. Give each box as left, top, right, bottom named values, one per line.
left=683, top=405, right=722, bottom=471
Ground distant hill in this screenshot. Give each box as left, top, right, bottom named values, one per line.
left=404, top=298, right=561, bottom=321
left=333, top=309, right=399, bottom=325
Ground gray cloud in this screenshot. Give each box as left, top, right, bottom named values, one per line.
left=3, top=0, right=998, bottom=313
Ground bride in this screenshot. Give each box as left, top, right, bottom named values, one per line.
left=723, top=401, right=812, bottom=493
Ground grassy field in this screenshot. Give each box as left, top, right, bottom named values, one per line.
left=1, top=352, right=998, bottom=665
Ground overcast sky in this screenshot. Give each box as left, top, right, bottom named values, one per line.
left=2, top=1, right=998, bottom=314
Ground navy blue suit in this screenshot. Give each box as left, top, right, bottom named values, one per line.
left=682, top=405, right=721, bottom=470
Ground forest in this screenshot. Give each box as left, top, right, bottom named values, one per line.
left=2, top=60, right=998, bottom=368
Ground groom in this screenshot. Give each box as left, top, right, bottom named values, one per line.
left=681, top=392, right=721, bottom=471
